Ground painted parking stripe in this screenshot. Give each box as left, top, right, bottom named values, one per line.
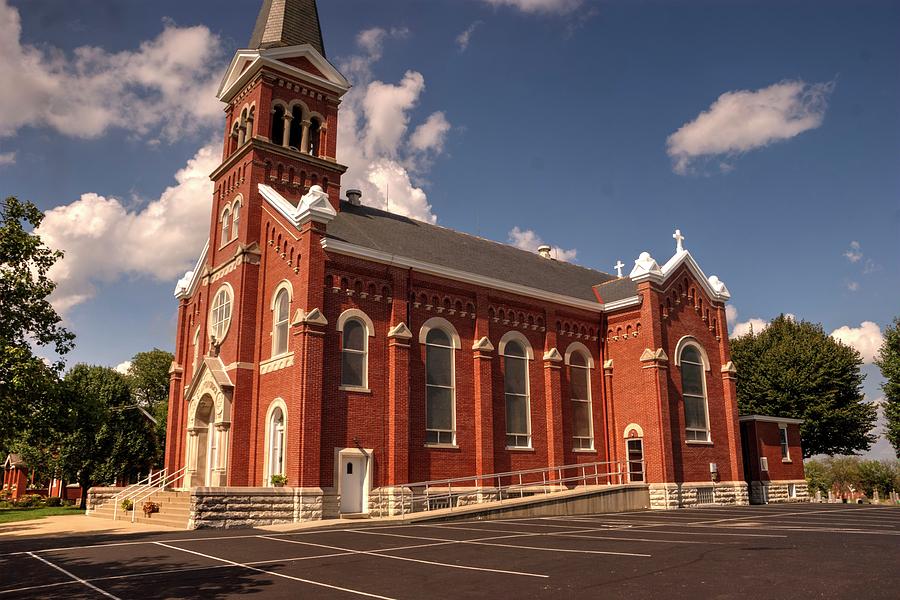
left=27, top=552, right=121, bottom=600
left=155, top=542, right=398, bottom=600
left=428, top=523, right=729, bottom=545
left=259, top=535, right=548, bottom=578
left=350, top=528, right=652, bottom=557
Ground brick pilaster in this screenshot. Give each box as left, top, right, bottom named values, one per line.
left=387, top=321, right=412, bottom=485
left=472, top=293, right=495, bottom=476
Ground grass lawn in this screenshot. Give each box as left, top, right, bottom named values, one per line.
left=0, top=506, right=85, bottom=524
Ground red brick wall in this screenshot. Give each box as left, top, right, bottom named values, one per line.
left=741, top=420, right=805, bottom=482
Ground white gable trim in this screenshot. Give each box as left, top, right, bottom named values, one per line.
left=259, top=184, right=336, bottom=228
left=218, top=46, right=350, bottom=102
left=174, top=240, right=209, bottom=300
left=631, top=249, right=730, bottom=302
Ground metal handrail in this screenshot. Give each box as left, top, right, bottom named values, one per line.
left=388, top=459, right=645, bottom=518
left=130, top=466, right=187, bottom=522
left=112, top=470, right=166, bottom=520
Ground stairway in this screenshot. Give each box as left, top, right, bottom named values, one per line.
left=89, top=490, right=191, bottom=529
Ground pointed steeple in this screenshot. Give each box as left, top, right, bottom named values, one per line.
left=249, top=0, right=326, bottom=56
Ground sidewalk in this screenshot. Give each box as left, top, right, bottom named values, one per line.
left=0, top=514, right=180, bottom=539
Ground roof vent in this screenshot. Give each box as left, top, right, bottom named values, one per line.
left=346, top=189, right=362, bottom=206
left=537, top=244, right=552, bottom=259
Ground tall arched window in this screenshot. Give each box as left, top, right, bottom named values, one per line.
left=425, top=328, right=455, bottom=445
left=210, top=286, right=233, bottom=342
left=341, top=319, right=367, bottom=388
left=308, top=117, right=322, bottom=156
left=221, top=208, right=231, bottom=245
left=680, top=345, right=710, bottom=442
left=271, top=105, right=285, bottom=146
left=504, top=340, right=531, bottom=448
left=569, top=352, right=593, bottom=450
left=272, top=288, right=290, bottom=356
left=289, top=106, right=304, bottom=149
left=231, top=201, right=241, bottom=240
left=268, top=407, right=285, bottom=484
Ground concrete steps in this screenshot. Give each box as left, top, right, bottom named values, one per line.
left=89, top=490, right=191, bottom=529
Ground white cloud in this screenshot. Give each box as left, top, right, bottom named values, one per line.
left=38, top=142, right=220, bottom=313
left=667, top=80, right=833, bottom=175
left=456, top=21, right=484, bottom=51
left=338, top=28, right=451, bottom=223
left=844, top=240, right=863, bottom=263
left=846, top=281, right=860, bottom=292
left=0, top=0, right=223, bottom=143
left=730, top=313, right=796, bottom=339
left=830, top=321, right=883, bottom=363
left=508, top=227, right=577, bottom=262
left=0, top=151, right=14, bottom=165
left=480, top=0, right=584, bottom=14
left=725, top=305, right=738, bottom=326
left=114, top=361, right=132, bottom=375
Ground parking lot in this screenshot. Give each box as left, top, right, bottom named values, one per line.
left=1, top=503, right=898, bottom=599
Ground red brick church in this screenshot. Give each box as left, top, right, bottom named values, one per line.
left=163, top=0, right=805, bottom=521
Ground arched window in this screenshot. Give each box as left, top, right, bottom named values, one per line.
left=341, top=319, right=367, bottom=388
left=308, top=118, right=322, bottom=156
left=272, top=288, right=290, bottom=356
left=425, top=327, right=455, bottom=445
left=569, top=351, right=593, bottom=450
left=289, top=106, right=304, bottom=149
left=221, top=208, right=231, bottom=245
left=267, top=406, right=285, bottom=483
left=503, top=340, right=531, bottom=448
left=231, top=200, right=241, bottom=240
left=271, top=105, right=285, bottom=146
left=210, top=286, right=233, bottom=342
left=680, top=345, right=710, bottom=442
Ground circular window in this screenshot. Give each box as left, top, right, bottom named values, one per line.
left=210, top=286, right=233, bottom=342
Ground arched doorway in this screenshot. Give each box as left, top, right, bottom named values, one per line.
left=194, top=395, right=214, bottom=487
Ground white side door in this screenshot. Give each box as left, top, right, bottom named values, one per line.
left=340, top=455, right=365, bottom=513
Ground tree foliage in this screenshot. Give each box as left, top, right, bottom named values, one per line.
left=805, top=456, right=900, bottom=499
left=0, top=197, right=74, bottom=450
left=875, top=317, right=900, bottom=456
left=122, top=348, right=173, bottom=467
left=731, top=315, right=877, bottom=457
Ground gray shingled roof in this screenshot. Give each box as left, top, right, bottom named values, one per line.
left=249, top=0, right=326, bottom=56
left=327, top=202, right=620, bottom=303
left=593, top=277, right=638, bottom=304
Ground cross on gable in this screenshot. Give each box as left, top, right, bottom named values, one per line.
left=673, top=229, right=685, bottom=253
left=614, top=260, right=625, bottom=278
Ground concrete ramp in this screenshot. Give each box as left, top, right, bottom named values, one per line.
left=402, top=483, right=650, bottom=524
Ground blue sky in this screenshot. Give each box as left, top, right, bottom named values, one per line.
left=1, top=0, right=897, bottom=457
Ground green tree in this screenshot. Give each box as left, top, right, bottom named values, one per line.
left=825, top=455, right=861, bottom=498
left=856, top=460, right=896, bottom=497
left=731, top=315, right=877, bottom=457
left=122, top=348, right=174, bottom=467
left=803, top=459, right=830, bottom=496
left=0, top=197, right=74, bottom=450
left=875, top=317, right=900, bottom=456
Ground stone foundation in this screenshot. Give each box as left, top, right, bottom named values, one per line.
left=189, top=487, right=336, bottom=528
left=86, top=487, right=125, bottom=513
left=749, top=480, right=809, bottom=505
left=649, top=481, right=749, bottom=509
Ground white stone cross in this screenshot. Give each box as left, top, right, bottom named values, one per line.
left=673, top=228, right=685, bottom=253
left=614, top=260, right=625, bottom=278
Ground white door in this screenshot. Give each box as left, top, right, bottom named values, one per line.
left=340, top=455, right=366, bottom=513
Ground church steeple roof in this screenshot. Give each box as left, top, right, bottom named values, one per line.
left=248, top=0, right=326, bottom=56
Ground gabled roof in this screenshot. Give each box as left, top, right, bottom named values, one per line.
left=249, top=0, right=326, bottom=56
left=323, top=201, right=620, bottom=308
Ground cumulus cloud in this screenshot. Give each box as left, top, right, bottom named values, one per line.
left=480, top=0, right=584, bottom=14
left=830, top=321, right=883, bottom=363
left=0, top=151, right=14, bottom=165
left=456, top=21, right=484, bottom=51
left=338, top=28, right=451, bottom=223
left=115, top=361, right=132, bottom=375
left=0, top=0, right=223, bottom=143
left=508, top=227, right=577, bottom=262
left=730, top=313, right=796, bottom=339
left=846, top=281, right=860, bottom=292
left=725, top=305, right=739, bottom=326
left=37, top=142, right=220, bottom=313
left=667, top=80, right=833, bottom=175
left=844, top=240, right=863, bottom=263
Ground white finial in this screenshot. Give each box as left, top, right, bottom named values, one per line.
left=673, top=228, right=685, bottom=253
left=614, top=260, right=625, bottom=278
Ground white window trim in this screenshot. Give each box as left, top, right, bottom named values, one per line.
left=567, top=349, right=594, bottom=451
left=231, top=195, right=243, bottom=240
left=626, top=437, right=645, bottom=483
left=501, top=334, right=533, bottom=449
left=338, top=309, right=374, bottom=390
left=418, top=316, right=461, bottom=349
left=220, top=206, right=233, bottom=248
left=271, top=281, right=293, bottom=358
left=209, top=284, right=235, bottom=343
left=262, top=399, right=288, bottom=486
left=423, top=325, right=457, bottom=446
left=678, top=340, right=712, bottom=443
left=779, top=423, right=791, bottom=462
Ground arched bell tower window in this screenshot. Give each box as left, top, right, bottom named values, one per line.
left=221, top=208, right=231, bottom=246
left=231, top=199, right=241, bottom=240
left=289, top=105, right=304, bottom=149
left=309, top=117, right=322, bottom=156
left=271, top=105, right=285, bottom=147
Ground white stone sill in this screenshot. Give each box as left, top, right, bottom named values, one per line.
left=424, top=443, right=459, bottom=450
left=685, top=440, right=714, bottom=446
left=505, top=446, right=535, bottom=452
left=339, top=385, right=371, bottom=394
left=573, top=449, right=597, bottom=453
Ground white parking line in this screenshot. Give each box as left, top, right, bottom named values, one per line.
left=350, top=528, right=652, bottom=557
left=27, top=552, right=121, bottom=600
left=428, top=523, right=729, bottom=545
left=155, top=542, right=398, bottom=600
left=259, top=535, right=548, bottom=578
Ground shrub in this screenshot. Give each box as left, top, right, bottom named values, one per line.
left=14, top=494, right=46, bottom=508
left=271, top=474, right=288, bottom=487
left=142, top=501, right=159, bottom=517
left=120, top=498, right=134, bottom=511
left=46, top=497, right=62, bottom=507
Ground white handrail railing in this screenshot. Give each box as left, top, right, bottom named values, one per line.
left=130, top=466, right=187, bottom=522
left=384, top=459, right=645, bottom=517
left=112, top=469, right=166, bottom=520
